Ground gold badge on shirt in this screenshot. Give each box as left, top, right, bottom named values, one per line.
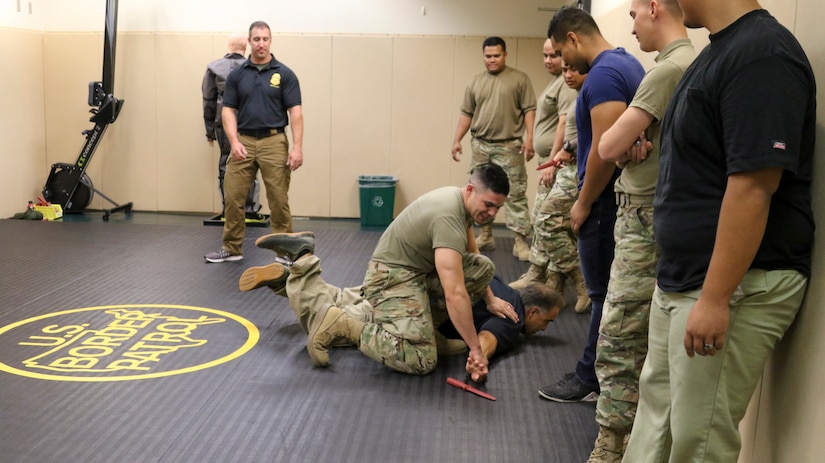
left=270, top=73, right=281, bottom=88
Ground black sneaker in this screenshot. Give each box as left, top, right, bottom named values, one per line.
left=204, top=249, right=243, bottom=263
left=538, top=372, right=599, bottom=402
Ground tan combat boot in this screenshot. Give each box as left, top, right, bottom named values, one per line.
left=509, top=264, right=546, bottom=291
left=512, top=233, right=531, bottom=261
left=476, top=224, right=495, bottom=251
left=587, top=426, right=626, bottom=463
left=568, top=267, right=591, bottom=313
left=546, top=270, right=566, bottom=295
left=307, top=306, right=365, bottom=367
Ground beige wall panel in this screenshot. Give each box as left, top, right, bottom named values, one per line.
left=272, top=35, right=333, bottom=218
left=42, top=33, right=105, bottom=202
left=389, top=37, right=456, bottom=210
left=154, top=33, right=215, bottom=212
left=450, top=38, right=484, bottom=195
left=98, top=33, right=158, bottom=211
left=0, top=29, right=46, bottom=217
left=743, top=1, right=825, bottom=462
left=330, top=36, right=393, bottom=218
left=516, top=37, right=554, bottom=222
left=514, top=37, right=552, bottom=96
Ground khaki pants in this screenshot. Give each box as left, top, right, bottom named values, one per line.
left=625, top=269, right=807, bottom=462
left=222, top=132, right=292, bottom=255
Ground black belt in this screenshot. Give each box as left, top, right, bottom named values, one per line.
left=474, top=136, right=520, bottom=144
left=238, top=127, right=285, bottom=139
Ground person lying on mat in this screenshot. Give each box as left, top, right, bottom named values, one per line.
left=434, top=274, right=563, bottom=359
left=238, top=163, right=512, bottom=382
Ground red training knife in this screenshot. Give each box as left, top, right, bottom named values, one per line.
left=537, top=159, right=563, bottom=170
left=447, top=377, right=496, bottom=401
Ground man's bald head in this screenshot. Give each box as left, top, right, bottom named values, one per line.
left=227, top=32, right=247, bottom=54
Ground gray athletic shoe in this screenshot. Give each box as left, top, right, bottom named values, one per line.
left=255, top=232, right=315, bottom=261
left=204, top=249, right=243, bottom=263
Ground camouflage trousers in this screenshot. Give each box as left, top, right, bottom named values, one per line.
left=359, top=252, right=495, bottom=375
left=530, top=162, right=580, bottom=273
left=424, top=253, right=496, bottom=328
left=595, top=200, right=657, bottom=433
left=470, top=138, right=530, bottom=235
left=285, top=255, right=374, bottom=334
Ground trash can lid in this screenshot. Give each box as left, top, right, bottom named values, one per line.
left=358, top=175, right=398, bottom=185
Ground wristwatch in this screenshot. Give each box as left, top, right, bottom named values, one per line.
left=563, top=140, right=576, bottom=154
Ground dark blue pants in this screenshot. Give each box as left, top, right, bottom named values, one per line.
left=574, top=194, right=617, bottom=389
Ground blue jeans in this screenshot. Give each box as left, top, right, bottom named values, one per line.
left=574, top=194, right=617, bottom=388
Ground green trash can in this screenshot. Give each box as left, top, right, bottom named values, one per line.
left=358, top=175, right=398, bottom=227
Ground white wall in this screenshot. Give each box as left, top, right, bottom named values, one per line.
left=3, top=0, right=575, bottom=35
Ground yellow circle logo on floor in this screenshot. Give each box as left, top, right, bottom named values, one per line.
left=0, top=305, right=259, bottom=381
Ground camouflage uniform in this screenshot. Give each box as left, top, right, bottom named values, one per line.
left=285, top=253, right=494, bottom=364
left=359, top=252, right=495, bottom=375
left=592, top=39, right=696, bottom=451
left=470, top=139, right=530, bottom=236
left=285, top=254, right=372, bottom=334
left=595, top=198, right=656, bottom=433
left=423, top=253, right=498, bottom=328
left=530, top=162, right=580, bottom=273
left=460, top=63, right=535, bottom=238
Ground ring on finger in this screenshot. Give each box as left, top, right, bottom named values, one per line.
left=703, top=343, right=715, bottom=350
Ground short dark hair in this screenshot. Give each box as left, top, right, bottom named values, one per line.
left=470, top=163, right=509, bottom=197
left=249, top=21, right=271, bottom=37
left=482, top=36, right=507, bottom=52
left=547, top=6, right=601, bottom=43
left=519, top=283, right=566, bottom=312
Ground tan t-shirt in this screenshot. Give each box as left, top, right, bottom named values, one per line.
left=460, top=66, right=537, bottom=141
left=534, top=74, right=577, bottom=159
left=615, top=39, right=696, bottom=196
left=564, top=99, right=578, bottom=145
left=372, top=187, right=472, bottom=273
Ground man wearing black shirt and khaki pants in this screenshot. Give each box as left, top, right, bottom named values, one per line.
left=205, top=20, right=304, bottom=263
left=624, top=1, right=816, bottom=461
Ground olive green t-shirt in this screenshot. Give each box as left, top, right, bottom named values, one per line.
left=372, top=187, right=473, bottom=273
left=534, top=74, right=577, bottom=159
left=615, top=39, right=696, bottom=196
left=460, top=66, right=537, bottom=141
left=564, top=100, right=578, bottom=145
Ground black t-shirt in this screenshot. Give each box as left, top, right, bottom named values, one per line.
left=438, top=276, right=525, bottom=358
left=222, top=55, right=302, bottom=130
left=654, top=10, right=816, bottom=292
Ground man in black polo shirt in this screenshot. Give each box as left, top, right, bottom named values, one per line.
left=205, top=20, right=304, bottom=263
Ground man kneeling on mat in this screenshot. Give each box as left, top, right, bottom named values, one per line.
left=242, top=268, right=563, bottom=362
left=238, top=163, right=515, bottom=382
